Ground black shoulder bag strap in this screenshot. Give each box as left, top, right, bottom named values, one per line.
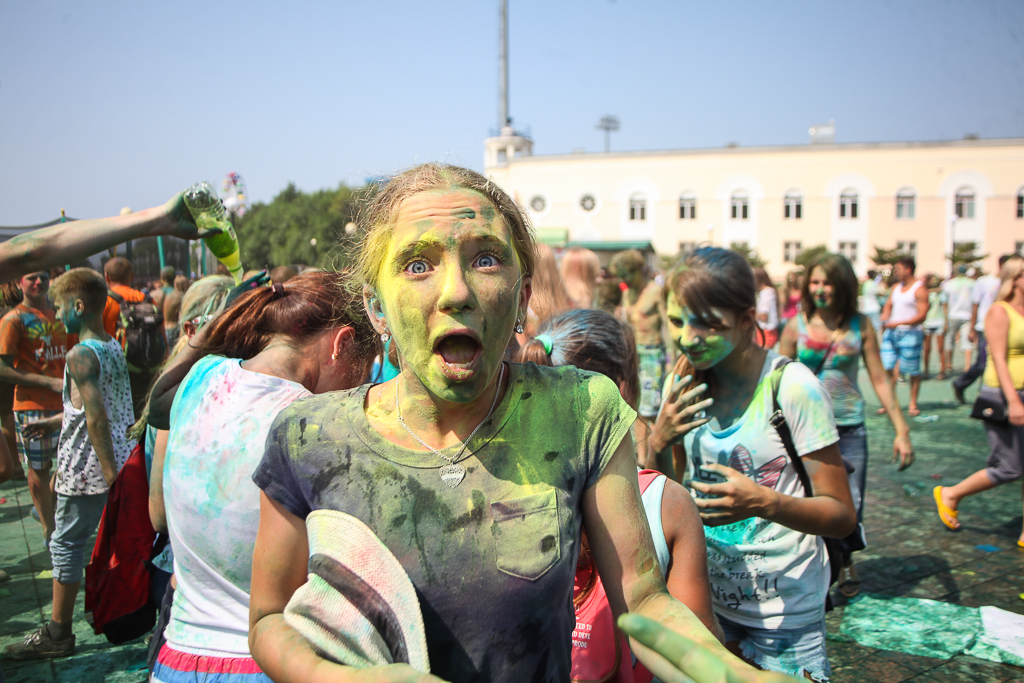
left=768, top=358, right=842, bottom=609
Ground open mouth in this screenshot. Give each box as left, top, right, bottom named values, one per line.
left=435, top=334, right=482, bottom=371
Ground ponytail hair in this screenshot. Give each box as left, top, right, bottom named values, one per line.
left=514, top=308, right=640, bottom=411
left=199, top=270, right=378, bottom=362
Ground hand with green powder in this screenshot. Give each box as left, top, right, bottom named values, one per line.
left=649, top=374, right=713, bottom=454
left=618, top=613, right=802, bottom=683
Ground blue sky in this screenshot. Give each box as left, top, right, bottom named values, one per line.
left=1, top=0, right=1021, bottom=224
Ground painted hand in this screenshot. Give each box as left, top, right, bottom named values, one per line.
left=157, top=192, right=223, bottom=240
left=350, top=664, right=449, bottom=683
left=650, top=375, right=712, bottom=452
left=688, top=463, right=775, bottom=526
left=20, top=416, right=59, bottom=441
left=617, top=613, right=801, bottom=683
left=892, top=434, right=914, bottom=470
left=225, top=270, right=271, bottom=308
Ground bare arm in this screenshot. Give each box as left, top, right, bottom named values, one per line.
left=147, top=329, right=209, bottom=430
left=691, top=442, right=856, bottom=539
left=985, top=305, right=1024, bottom=426
left=66, top=346, right=118, bottom=486
left=248, top=493, right=445, bottom=683
left=880, top=291, right=893, bottom=322
left=0, top=194, right=209, bottom=281
left=778, top=316, right=799, bottom=359
left=0, top=355, right=63, bottom=393
left=968, top=303, right=980, bottom=343
left=584, top=434, right=762, bottom=683
left=660, top=479, right=722, bottom=639
left=148, top=429, right=170, bottom=533
left=860, top=315, right=913, bottom=469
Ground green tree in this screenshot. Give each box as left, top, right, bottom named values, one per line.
left=794, top=244, right=829, bottom=269
left=233, top=182, right=365, bottom=271
left=871, top=245, right=908, bottom=267
left=947, top=241, right=987, bottom=269
left=729, top=241, right=767, bottom=269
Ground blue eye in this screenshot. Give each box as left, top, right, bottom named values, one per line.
left=406, top=260, right=429, bottom=274
left=476, top=254, right=498, bottom=268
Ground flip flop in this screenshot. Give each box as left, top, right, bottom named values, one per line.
left=838, top=562, right=861, bottom=598
left=933, top=486, right=959, bottom=530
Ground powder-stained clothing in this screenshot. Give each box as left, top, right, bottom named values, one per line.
left=254, top=363, right=636, bottom=683
left=55, top=337, right=134, bottom=496
left=164, top=356, right=311, bottom=659
left=683, top=351, right=838, bottom=630
left=795, top=314, right=864, bottom=426
left=0, top=304, right=74, bottom=411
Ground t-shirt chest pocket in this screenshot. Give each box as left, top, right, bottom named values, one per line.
left=490, top=489, right=560, bottom=581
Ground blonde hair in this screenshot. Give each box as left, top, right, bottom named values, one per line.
left=355, top=164, right=536, bottom=290
left=525, top=243, right=574, bottom=333
left=49, top=268, right=108, bottom=313
left=997, top=255, right=1024, bottom=302
left=560, top=246, right=599, bottom=308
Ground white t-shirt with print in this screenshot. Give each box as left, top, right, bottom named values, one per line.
left=683, top=351, right=839, bottom=630
left=163, top=355, right=311, bottom=658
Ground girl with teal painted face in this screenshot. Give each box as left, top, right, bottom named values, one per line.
left=779, top=253, right=914, bottom=601
left=650, top=247, right=855, bottom=682
left=247, top=165, right=798, bottom=683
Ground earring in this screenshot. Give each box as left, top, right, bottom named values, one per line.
left=515, top=318, right=524, bottom=334
left=381, top=331, right=391, bottom=343
left=331, top=351, right=339, bottom=361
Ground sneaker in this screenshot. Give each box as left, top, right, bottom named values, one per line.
left=3, top=627, right=75, bottom=660
left=952, top=381, right=966, bottom=405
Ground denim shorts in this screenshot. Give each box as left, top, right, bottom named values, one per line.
left=50, top=492, right=108, bottom=584
left=718, top=613, right=831, bottom=681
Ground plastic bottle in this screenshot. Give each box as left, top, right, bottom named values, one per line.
left=183, top=181, right=243, bottom=283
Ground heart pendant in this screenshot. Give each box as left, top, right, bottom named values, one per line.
left=439, top=463, right=466, bottom=488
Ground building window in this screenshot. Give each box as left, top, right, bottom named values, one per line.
left=839, top=191, right=858, bottom=219
left=679, top=195, right=696, bottom=219
left=896, top=191, right=916, bottom=219
left=783, top=241, right=802, bottom=263
left=1016, top=189, right=1023, bottom=218
left=530, top=196, right=546, bottom=212
left=629, top=196, right=646, bottom=221
left=730, top=193, right=748, bottom=220
left=955, top=189, right=975, bottom=218
left=896, top=240, right=917, bottom=258
left=580, top=194, right=596, bottom=212
left=678, top=241, right=698, bottom=257
left=784, top=192, right=802, bottom=219
left=838, top=241, right=858, bottom=262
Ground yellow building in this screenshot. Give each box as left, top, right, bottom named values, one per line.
left=483, top=134, right=1024, bottom=278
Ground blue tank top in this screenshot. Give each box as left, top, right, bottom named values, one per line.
left=796, top=314, right=864, bottom=426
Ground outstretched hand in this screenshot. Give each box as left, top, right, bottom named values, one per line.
left=618, top=613, right=801, bottom=683
left=157, top=192, right=224, bottom=241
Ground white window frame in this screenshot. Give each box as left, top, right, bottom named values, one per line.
left=838, top=241, right=858, bottom=262
left=783, top=241, right=802, bottom=263
left=679, top=195, right=696, bottom=220
left=783, top=192, right=802, bottom=220
left=896, top=240, right=918, bottom=258
left=896, top=191, right=916, bottom=220
left=839, top=191, right=858, bottom=219
left=730, top=193, right=749, bottom=220
left=629, top=196, right=647, bottom=221
left=1016, top=189, right=1023, bottom=219
left=955, top=188, right=975, bottom=219
left=678, top=241, right=698, bottom=257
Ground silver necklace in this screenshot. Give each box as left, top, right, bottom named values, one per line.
left=396, top=362, right=504, bottom=489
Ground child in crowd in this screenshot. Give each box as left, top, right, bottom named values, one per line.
left=4, top=268, right=134, bottom=659
left=0, top=271, right=71, bottom=545
left=651, top=247, right=855, bottom=681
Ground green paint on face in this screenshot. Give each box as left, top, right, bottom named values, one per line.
left=665, top=292, right=737, bottom=369
left=480, top=204, right=496, bottom=223
left=375, top=188, right=524, bottom=406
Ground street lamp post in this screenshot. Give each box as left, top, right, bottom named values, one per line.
left=596, top=115, right=620, bottom=153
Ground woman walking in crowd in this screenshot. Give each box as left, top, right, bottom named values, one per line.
left=781, top=271, right=803, bottom=329
left=754, top=267, right=780, bottom=348
left=560, top=245, right=600, bottom=309
left=144, top=270, right=378, bottom=683
left=652, top=247, right=855, bottom=681
left=780, top=253, right=914, bottom=599
left=517, top=308, right=720, bottom=682
left=935, top=255, right=1024, bottom=544
left=922, top=274, right=947, bottom=379
left=246, top=165, right=789, bottom=683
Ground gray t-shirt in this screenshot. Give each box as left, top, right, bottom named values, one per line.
left=253, top=362, right=636, bottom=683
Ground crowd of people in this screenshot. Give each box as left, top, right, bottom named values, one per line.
left=0, top=166, right=1021, bottom=683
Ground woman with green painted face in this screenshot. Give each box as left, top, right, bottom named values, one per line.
left=779, top=253, right=914, bottom=600
left=651, top=247, right=856, bottom=681
left=247, top=165, right=797, bottom=683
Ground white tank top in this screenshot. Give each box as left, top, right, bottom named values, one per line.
left=890, top=279, right=924, bottom=330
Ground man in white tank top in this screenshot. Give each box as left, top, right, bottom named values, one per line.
left=880, top=258, right=930, bottom=416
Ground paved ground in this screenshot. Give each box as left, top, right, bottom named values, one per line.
left=0, top=363, right=1021, bottom=682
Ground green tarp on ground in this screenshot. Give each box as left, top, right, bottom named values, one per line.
left=840, top=595, right=1024, bottom=667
